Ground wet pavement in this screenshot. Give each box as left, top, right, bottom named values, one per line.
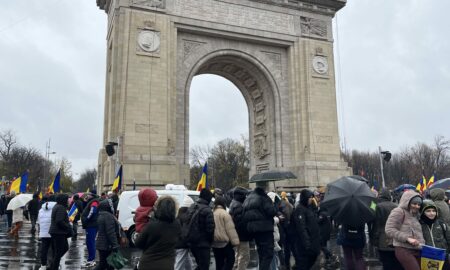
left=0, top=217, right=382, bottom=269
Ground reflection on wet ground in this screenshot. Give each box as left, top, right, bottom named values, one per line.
left=0, top=217, right=382, bottom=269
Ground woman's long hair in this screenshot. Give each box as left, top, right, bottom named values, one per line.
left=154, top=196, right=177, bottom=223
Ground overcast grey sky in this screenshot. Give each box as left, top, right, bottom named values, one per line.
left=1, top=1, right=449, bottom=179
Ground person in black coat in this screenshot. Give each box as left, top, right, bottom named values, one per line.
left=48, top=193, right=72, bottom=270
left=187, top=189, right=215, bottom=270
left=229, top=187, right=250, bottom=270
left=28, top=193, right=41, bottom=234
left=135, top=196, right=181, bottom=270
left=0, top=195, right=5, bottom=217
left=292, top=189, right=321, bottom=270
left=242, top=183, right=276, bottom=270
left=95, top=199, right=120, bottom=270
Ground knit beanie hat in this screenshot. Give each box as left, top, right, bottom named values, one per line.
left=199, top=188, right=213, bottom=203
left=410, top=196, right=423, bottom=206
left=181, top=195, right=194, bottom=208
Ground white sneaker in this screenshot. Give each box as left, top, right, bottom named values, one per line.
left=82, top=261, right=96, bottom=268
left=39, top=266, right=47, bottom=270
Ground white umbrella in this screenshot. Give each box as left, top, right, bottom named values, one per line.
left=6, top=194, right=33, bottom=210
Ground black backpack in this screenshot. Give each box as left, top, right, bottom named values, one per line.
left=183, top=204, right=204, bottom=245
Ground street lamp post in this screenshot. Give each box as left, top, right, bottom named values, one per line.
left=378, top=146, right=392, bottom=189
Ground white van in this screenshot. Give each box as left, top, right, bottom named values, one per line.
left=117, top=185, right=199, bottom=245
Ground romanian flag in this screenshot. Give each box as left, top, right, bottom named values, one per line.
left=416, top=175, right=427, bottom=193
left=38, top=192, right=43, bottom=200
left=196, top=163, right=208, bottom=191
left=427, top=174, right=435, bottom=189
left=9, top=172, right=29, bottom=194
left=68, top=203, right=78, bottom=222
left=48, top=169, right=61, bottom=193
left=111, top=165, right=122, bottom=192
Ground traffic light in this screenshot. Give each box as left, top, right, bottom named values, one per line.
left=381, top=151, right=391, bottom=162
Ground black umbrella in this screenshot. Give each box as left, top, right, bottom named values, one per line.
left=321, top=176, right=376, bottom=227
left=429, top=178, right=450, bottom=190
left=249, top=171, right=296, bottom=183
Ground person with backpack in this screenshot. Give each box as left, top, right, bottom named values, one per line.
left=420, top=199, right=450, bottom=270
left=95, top=198, right=121, bottom=270
left=385, top=190, right=425, bottom=270
left=212, top=195, right=239, bottom=270
left=48, top=193, right=72, bottom=270
left=69, top=194, right=84, bottom=240
left=229, top=187, right=250, bottom=270
left=371, top=189, right=403, bottom=270
left=134, top=188, right=157, bottom=236
left=38, top=195, right=56, bottom=270
left=242, top=182, right=276, bottom=270
left=135, top=196, right=181, bottom=269
left=174, top=195, right=195, bottom=270
left=81, top=192, right=100, bottom=268
left=187, top=188, right=215, bottom=270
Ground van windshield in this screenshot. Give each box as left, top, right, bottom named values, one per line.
left=188, top=195, right=199, bottom=203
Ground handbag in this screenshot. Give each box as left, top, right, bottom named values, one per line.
left=107, top=251, right=128, bottom=269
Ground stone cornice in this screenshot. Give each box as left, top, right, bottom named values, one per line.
left=249, top=0, right=346, bottom=13
left=97, top=0, right=112, bottom=13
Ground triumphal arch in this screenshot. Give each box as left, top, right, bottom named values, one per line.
left=96, top=0, right=351, bottom=191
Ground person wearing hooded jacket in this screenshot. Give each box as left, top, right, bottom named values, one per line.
left=38, top=196, right=57, bottom=270
left=134, top=188, right=158, bottom=234
left=291, top=189, right=320, bottom=270
left=229, top=187, right=250, bottom=270
left=95, top=199, right=121, bottom=270
left=385, top=190, right=425, bottom=270
left=420, top=199, right=450, bottom=270
left=135, top=196, right=181, bottom=269
left=49, top=193, right=72, bottom=270
left=429, top=188, right=450, bottom=225
left=187, top=188, right=215, bottom=270
left=242, top=183, right=276, bottom=270
left=370, top=189, right=403, bottom=270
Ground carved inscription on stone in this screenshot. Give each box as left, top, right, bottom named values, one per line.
left=300, top=17, right=327, bottom=38
left=315, top=135, right=333, bottom=144
left=136, top=123, right=159, bottom=134
left=256, top=163, right=269, bottom=173
left=132, top=0, right=165, bottom=8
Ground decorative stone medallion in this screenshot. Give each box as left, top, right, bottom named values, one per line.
left=312, top=56, right=328, bottom=75
left=138, top=30, right=161, bottom=53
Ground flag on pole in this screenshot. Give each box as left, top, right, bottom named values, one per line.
left=427, top=174, right=435, bottom=189
left=48, top=169, right=61, bottom=193
left=8, top=172, right=28, bottom=194
left=416, top=175, right=427, bottom=193
left=68, top=203, right=78, bottom=222
left=38, top=192, right=43, bottom=200
left=196, top=163, right=208, bottom=191
left=111, top=165, right=123, bottom=192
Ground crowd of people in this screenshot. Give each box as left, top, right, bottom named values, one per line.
left=2, top=182, right=450, bottom=270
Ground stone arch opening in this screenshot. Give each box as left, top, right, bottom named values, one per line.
left=184, top=50, right=283, bottom=175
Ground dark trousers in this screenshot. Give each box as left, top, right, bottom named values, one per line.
left=86, top=227, right=98, bottom=261
left=253, top=231, right=274, bottom=270
left=378, top=250, right=404, bottom=270
left=191, top=247, right=211, bottom=270
left=294, top=252, right=318, bottom=270
left=284, top=235, right=295, bottom=268
left=30, top=214, right=38, bottom=233
left=394, top=247, right=420, bottom=270
left=72, top=221, right=78, bottom=238
left=6, top=211, right=12, bottom=229
left=40, top=237, right=52, bottom=266
left=94, top=249, right=114, bottom=270
left=342, top=246, right=366, bottom=270
left=213, top=243, right=235, bottom=270
left=49, top=234, right=68, bottom=270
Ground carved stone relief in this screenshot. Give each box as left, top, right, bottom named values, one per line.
left=137, top=30, right=161, bottom=53
left=312, top=56, right=328, bottom=75
left=183, top=40, right=205, bottom=60
left=315, top=135, right=333, bottom=144
left=300, top=17, right=327, bottom=38
left=132, top=0, right=165, bottom=8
